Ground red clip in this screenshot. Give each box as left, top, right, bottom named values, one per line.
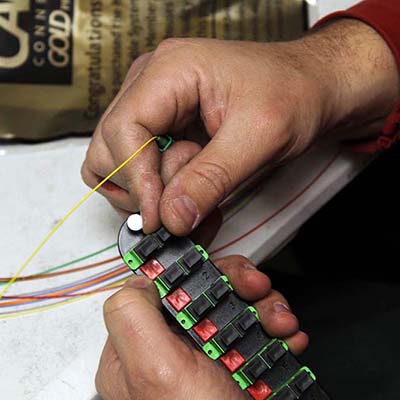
left=247, top=380, right=273, bottom=400
left=220, top=349, right=246, bottom=372
left=139, top=259, right=165, bottom=280
left=166, top=288, right=192, bottom=312
left=193, top=318, right=219, bottom=342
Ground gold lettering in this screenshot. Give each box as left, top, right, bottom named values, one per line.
left=0, top=0, right=30, bottom=68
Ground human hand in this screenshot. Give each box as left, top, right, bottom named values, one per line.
left=95, top=256, right=308, bottom=400
left=82, top=20, right=399, bottom=236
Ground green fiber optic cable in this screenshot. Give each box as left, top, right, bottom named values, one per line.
left=0, top=243, right=118, bottom=285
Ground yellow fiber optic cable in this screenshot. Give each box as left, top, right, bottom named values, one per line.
left=0, top=136, right=158, bottom=300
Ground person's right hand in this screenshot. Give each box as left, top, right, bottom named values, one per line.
left=82, top=19, right=399, bottom=236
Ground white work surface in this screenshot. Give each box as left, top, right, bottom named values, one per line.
left=0, top=2, right=363, bottom=398
left=0, top=137, right=371, bottom=400
left=307, top=0, right=359, bottom=25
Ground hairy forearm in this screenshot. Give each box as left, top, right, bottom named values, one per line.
left=301, top=19, right=400, bottom=140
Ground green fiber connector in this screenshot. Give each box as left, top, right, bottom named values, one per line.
left=176, top=309, right=197, bottom=330
left=156, top=135, right=174, bottom=152
left=221, top=275, right=233, bottom=291
left=248, top=305, right=260, bottom=320
left=280, top=340, right=289, bottom=351
left=195, top=244, right=209, bottom=261
left=154, top=278, right=169, bottom=298
left=123, top=250, right=143, bottom=271
left=203, top=339, right=224, bottom=360
left=301, top=366, right=316, bottom=381
left=232, top=370, right=253, bottom=390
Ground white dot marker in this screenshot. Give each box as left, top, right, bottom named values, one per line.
left=127, top=214, right=143, bottom=232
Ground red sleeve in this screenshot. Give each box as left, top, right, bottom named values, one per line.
left=315, top=0, right=400, bottom=153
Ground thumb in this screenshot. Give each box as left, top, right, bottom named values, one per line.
left=160, top=106, right=291, bottom=235
left=103, top=277, right=186, bottom=378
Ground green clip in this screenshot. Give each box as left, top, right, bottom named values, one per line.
left=176, top=309, right=197, bottom=330
left=248, top=305, right=260, bottom=320
left=232, top=370, right=253, bottom=390
left=156, top=135, right=174, bottom=152
left=301, top=366, right=316, bottom=381
left=195, top=244, right=209, bottom=261
left=221, top=275, right=234, bottom=291
left=123, top=250, right=143, bottom=271
left=154, top=277, right=169, bottom=298
left=280, top=340, right=289, bottom=351
left=203, top=339, right=224, bottom=360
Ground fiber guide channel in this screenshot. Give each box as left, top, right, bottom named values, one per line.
left=118, top=216, right=330, bottom=400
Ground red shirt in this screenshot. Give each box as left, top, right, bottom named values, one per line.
left=318, top=0, right=400, bottom=153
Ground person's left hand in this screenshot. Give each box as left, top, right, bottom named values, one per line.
left=96, top=255, right=308, bottom=400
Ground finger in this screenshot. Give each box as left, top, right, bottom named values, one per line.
left=255, top=289, right=299, bottom=338
left=103, top=276, right=189, bottom=379
left=284, top=331, right=309, bottom=356
left=100, top=183, right=139, bottom=212
left=160, top=141, right=202, bottom=184
left=159, top=105, right=292, bottom=235
left=89, top=52, right=153, bottom=208
left=83, top=53, right=153, bottom=204
left=102, top=126, right=162, bottom=234
left=101, top=43, right=201, bottom=233
left=81, top=163, right=139, bottom=211
left=214, top=256, right=271, bottom=302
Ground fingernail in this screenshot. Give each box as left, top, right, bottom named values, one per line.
left=243, top=263, right=257, bottom=271
left=172, top=196, right=199, bottom=229
left=273, top=302, right=291, bottom=313
left=125, top=277, right=151, bottom=289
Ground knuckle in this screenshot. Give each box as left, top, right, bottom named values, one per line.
left=95, top=370, right=104, bottom=395
left=80, top=160, right=98, bottom=189
left=256, top=104, right=292, bottom=135
left=129, top=52, right=149, bottom=70
left=101, top=112, right=121, bottom=143
left=155, top=37, right=187, bottom=54
left=103, top=290, right=137, bottom=318
left=126, top=363, right=176, bottom=392
left=154, top=38, right=202, bottom=65
left=253, top=104, right=302, bottom=162
left=232, top=255, right=251, bottom=266
left=191, top=160, right=233, bottom=202
left=125, top=53, right=152, bottom=81
left=80, top=161, right=90, bottom=185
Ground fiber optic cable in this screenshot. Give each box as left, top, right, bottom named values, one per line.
left=0, top=255, right=122, bottom=283
left=0, top=136, right=158, bottom=300
left=0, top=264, right=129, bottom=307
left=0, top=279, right=128, bottom=320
